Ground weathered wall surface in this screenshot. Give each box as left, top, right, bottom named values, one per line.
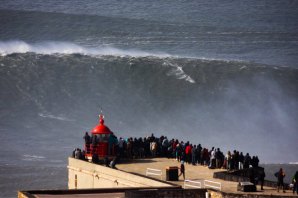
left=208, top=190, right=296, bottom=198
left=213, top=169, right=289, bottom=189
left=125, top=188, right=207, bottom=198
left=68, top=158, right=173, bottom=189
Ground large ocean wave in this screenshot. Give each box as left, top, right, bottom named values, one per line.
left=1, top=52, right=297, bottom=165
left=1, top=2, right=298, bottom=197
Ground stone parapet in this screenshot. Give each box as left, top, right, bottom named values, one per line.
left=68, top=157, right=173, bottom=189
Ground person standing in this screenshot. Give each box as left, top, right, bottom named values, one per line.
left=108, top=134, right=114, bottom=155
left=162, top=136, right=169, bottom=157
left=185, top=143, right=192, bottom=164
left=191, top=145, right=197, bottom=165
left=118, top=137, right=124, bottom=157
left=91, top=134, right=97, bottom=154
left=293, top=171, right=298, bottom=194
left=209, top=147, right=215, bottom=168
left=83, top=132, right=91, bottom=153
left=226, top=151, right=232, bottom=170
left=150, top=140, right=157, bottom=157
left=244, top=153, right=251, bottom=169
left=275, top=168, right=286, bottom=193
left=215, top=148, right=222, bottom=168
left=196, top=144, right=202, bottom=165
left=178, top=160, right=185, bottom=180
left=248, top=167, right=256, bottom=185
left=176, top=143, right=182, bottom=161
left=238, top=152, right=244, bottom=170
left=258, top=168, right=266, bottom=190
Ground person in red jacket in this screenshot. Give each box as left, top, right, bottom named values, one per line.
left=185, top=143, right=192, bottom=164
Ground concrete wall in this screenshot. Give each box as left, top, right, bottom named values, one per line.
left=208, top=190, right=295, bottom=198
left=68, top=158, right=173, bottom=189
left=213, top=169, right=287, bottom=188
left=125, top=189, right=207, bottom=198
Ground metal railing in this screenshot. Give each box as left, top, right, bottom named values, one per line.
left=146, top=168, right=162, bottom=180
left=184, top=180, right=202, bottom=189
left=204, top=180, right=221, bottom=191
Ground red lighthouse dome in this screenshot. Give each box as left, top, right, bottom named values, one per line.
left=84, top=113, right=117, bottom=160
left=91, top=114, right=113, bottom=135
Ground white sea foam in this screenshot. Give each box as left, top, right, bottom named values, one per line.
left=0, top=40, right=170, bottom=58
left=38, top=113, right=74, bottom=121
left=239, top=66, right=247, bottom=70
left=23, top=154, right=46, bottom=161
left=289, top=162, right=298, bottom=165
left=0, top=40, right=253, bottom=67
left=164, top=61, right=195, bottom=83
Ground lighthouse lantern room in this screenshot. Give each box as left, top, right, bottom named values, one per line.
left=84, top=114, right=117, bottom=161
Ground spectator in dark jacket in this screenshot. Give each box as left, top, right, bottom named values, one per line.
left=83, top=132, right=91, bottom=153
left=293, top=171, right=298, bottom=194
left=276, top=168, right=286, bottom=193
left=191, top=145, right=197, bottom=165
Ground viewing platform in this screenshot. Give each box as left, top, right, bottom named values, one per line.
left=19, top=157, right=297, bottom=198
left=116, top=157, right=296, bottom=197
left=18, top=112, right=297, bottom=197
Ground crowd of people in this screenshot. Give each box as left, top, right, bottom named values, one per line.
left=74, top=132, right=298, bottom=194
left=82, top=132, right=260, bottom=171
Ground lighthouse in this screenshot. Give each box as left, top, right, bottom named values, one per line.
left=85, top=114, right=117, bottom=161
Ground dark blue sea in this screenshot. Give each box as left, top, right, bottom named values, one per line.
left=0, top=1, right=298, bottom=197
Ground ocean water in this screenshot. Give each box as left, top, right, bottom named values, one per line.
left=0, top=1, right=298, bottom=197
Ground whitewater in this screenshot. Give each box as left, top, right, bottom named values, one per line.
left=0, top=0, right=298, bottom=197
left=0, top=40, right=171, bottom=58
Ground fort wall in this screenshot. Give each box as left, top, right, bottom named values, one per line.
left=68, top=158, right=173, bottom=189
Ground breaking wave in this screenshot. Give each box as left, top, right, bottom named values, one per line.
left=0, top=40, right=170, bottom=58
left=0, top=40, right=242, bottom=65
left=1, top=48, right=297, bottom=164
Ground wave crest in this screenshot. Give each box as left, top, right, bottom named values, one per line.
left=22, top=154, right=46, bottom=161
left=0, top=40, right=170, bottom=58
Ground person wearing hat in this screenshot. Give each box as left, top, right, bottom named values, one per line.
left=178, top=160, right=185, bottom=180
